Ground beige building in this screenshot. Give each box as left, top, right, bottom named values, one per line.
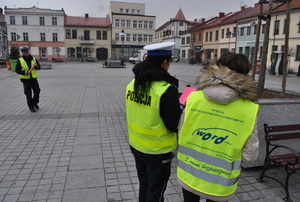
left=64, top=14, right=112, bottom=61
left=109, top=1, right=156, bottom=60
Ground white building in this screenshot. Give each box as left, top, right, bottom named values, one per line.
left=5, top=6, right=65, bottom=61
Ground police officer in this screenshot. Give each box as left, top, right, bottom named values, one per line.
left=16, top=46, right=41, bottom=112
left=177, top=53, right=259, bottom=202
left=126, top=42, right=181, bottom=202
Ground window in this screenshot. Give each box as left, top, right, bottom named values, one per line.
left=40, top=17, right=45, bottom=25
left=84, top=30, right=90, bottom=40
left=247, top=27, right=251, bottom=35
left=149, top=21, right=153, bottom=29
left=23, top=32, right=28, bottom=41
left=137, top=10, right=140, bottom=14
left=11, top=32, right=17, bottom=41
left=233, top=27, right=237, bottom=36
left=133, top=34, right=137, bottom=42
left=53, top=33, right=58, bottom=41
left=254, top=25, right=257, bottom=34
left=115, top=19, right=120, bottom=27
left=182, top=50, right=186, bottom=58
left=274, top=20, right=280, bottom=35
left=132, top=9, right=135, bottom=14
left=138, top=34, right=142, bottom=42
left=215, top=31, right=218, bottom=41
left=143, top=34, right=147, bottom=42
left=72, top=30, right=77, bottom=39
left=209, top=32, right=212, bottom=41
left=144, top=21, right=148, bottom=29
left=97, top=31, right=101, bottom=39
left=126, top=20, right=131, bottom=28
left=126, top=9, right=129, bottom=13
left=198, top=33, right=202, bottom=41
left=121, top=19, right=125, bottom=28
left=240, top=27, right=244, bottom=36
left=83, top=48, right=90, bottom=58
left=120, top=8, right=123, bottom=13
left=41, top=33, right=46, bottom=41
left=103, top=31, right=107, bottom=40
left=115, top=33, right=119, bottom=41
left=205, top=32, right=208, bottom=42
left=133, top=20, right=137, bottom=28
left=126, top=34, right=130, bottom=42
left=221, top=29, right=225, bottom=39
left=52, top=17, right=57, bottom=25
left=22, top=16, right=28, bottom=25
left=66, top=29, right=71, bottom=39
left=181, top=37, right=185, bottom=45
left=272, top=45, right=278, bottom=52
left=296, top=45, right=300, bottom=60
left=138, top=21, right=143, bottom=29
left=179, top=22, right=183, bottom=26
left=262, top=24, right=266, bottom=34
left=149, top=35, right=153, bottom=43
left=67, top=48, right=75, bottom=58
left=283, top=19, right=286, bottom=34
left=186, top=36, right=190, bottom=44
left=10, top=16, right=15, bottom=25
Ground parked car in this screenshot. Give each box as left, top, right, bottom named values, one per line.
left=171, top=55, right=179, bottom=62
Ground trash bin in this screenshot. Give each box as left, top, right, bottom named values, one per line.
left=9, top=59, right=18, bottom=72
left=6, top=61, right=12, bottom=71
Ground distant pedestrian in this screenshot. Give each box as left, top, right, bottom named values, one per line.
left=16, top=46, right=41, bottom=112
left=142, top=53, right=148, bottom=61
left=126, top=42, right=181, bottom=202
left=177, top=52, right=259, bottom=202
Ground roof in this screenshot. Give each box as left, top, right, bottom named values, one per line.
left=202, top=12, right=235, bottom=29
left=65, top=15, right=111, bottom=27
left=275, top=0, right=300, bottom=13
left=219, top=7, right=256, bottom=25
left=174, top=8, right=186, bottom=21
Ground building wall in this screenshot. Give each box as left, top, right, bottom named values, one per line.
left=5, top=6, right=65, bottom=61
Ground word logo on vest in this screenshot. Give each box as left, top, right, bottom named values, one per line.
left=126, top=90, right=152, bottom=107
left=192, top=128, right=236, bottom=145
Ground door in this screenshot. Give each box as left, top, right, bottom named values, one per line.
left=40, top=48, right=47, bottom=60
left=96, top=48, right=108, bottom=60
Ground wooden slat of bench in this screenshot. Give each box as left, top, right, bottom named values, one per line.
left=288, top=164, right=300, bottom=170
left=265, top=124, right=300, bottom=133
left=265, top=132, right=300, bottom=141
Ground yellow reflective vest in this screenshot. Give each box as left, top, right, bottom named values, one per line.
left=19, top=57, right=38, bottom=79
left=126, top=79, right=177, bottom=154
left=177, top=90, right=259, bottom=196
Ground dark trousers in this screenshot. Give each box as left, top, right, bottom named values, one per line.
left=182, top=188, right=226, bottom=202
left=21, top=78, right=40, bottom=109
left=130, top=146, right=174, bottom=202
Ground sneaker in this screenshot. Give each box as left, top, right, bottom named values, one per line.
left=34, top=104, right=39, bottom=110
left=30, top=108, right=36, bottom=112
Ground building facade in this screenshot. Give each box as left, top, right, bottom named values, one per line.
left=5, top=6, right=65, bottom=61
left=109, top=1, right=155, bottom=60
left=64, top=14, right=111, bottom=61
left=0, top=8, right=8, bottom=61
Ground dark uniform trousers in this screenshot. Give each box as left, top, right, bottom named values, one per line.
left=21, top=78, right=40, bottom=109
left=130, top=146, right=174, bottom=202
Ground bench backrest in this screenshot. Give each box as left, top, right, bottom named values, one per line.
left=264, top=123, right=300, bottom=141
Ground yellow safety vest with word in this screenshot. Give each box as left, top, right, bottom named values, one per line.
left=19, top=57, right=38, bottom=79
left=177, top=90, right=259, bottom=196
left=126, top=79, right=177, bottom=154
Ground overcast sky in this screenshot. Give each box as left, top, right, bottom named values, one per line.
left=1, top=0, right=259, bottom=27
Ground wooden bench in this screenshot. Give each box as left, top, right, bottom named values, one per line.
left=257, top=123, right=300, bottom=202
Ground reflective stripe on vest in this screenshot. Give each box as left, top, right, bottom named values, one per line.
left=19, top=57, right=37, bottom=79
left=126, top=79, right=177, bottom=154
left=177, top=90, right=259, bottom=196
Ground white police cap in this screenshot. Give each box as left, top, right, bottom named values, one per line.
left=143, top=42, right=175, bottom=56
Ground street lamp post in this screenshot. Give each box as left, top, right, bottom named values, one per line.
left=226, top=31, right=233, bottom=52
left=1, top=31, right=8, bottom=59
left=79, top=35, right=84, bottom=63
left=121, top=29, right=125, bottom=61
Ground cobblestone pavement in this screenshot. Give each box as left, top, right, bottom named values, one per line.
left=0, top=61, right=299, bottom=202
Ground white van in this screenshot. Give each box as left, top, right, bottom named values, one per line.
left=129, top=53, right=140, bottom=64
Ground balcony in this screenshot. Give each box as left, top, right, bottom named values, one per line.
left=79, top=39, right=95, bottom=45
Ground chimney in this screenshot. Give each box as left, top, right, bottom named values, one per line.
left=200, top=18, right=205, bottom=24
left=0, top=8, right=2, bottom=14
left=219, top=12, right=225, bottom=18
left=254, top=3, right=260, bottom=7
left=85, top=13, right=89, bottom=18
left=194, top=19, right=197, bottom=22
left=241, top=6, right=245, bottom=11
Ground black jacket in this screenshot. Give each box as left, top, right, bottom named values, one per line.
left=132, top=61, right=182, bottom=133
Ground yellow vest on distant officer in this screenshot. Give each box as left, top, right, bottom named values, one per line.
left=177, top=90, right=259, bottom=196
left=126, top=79, right=177, bottom=154
left=19, top=57, right=38, bottom=79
